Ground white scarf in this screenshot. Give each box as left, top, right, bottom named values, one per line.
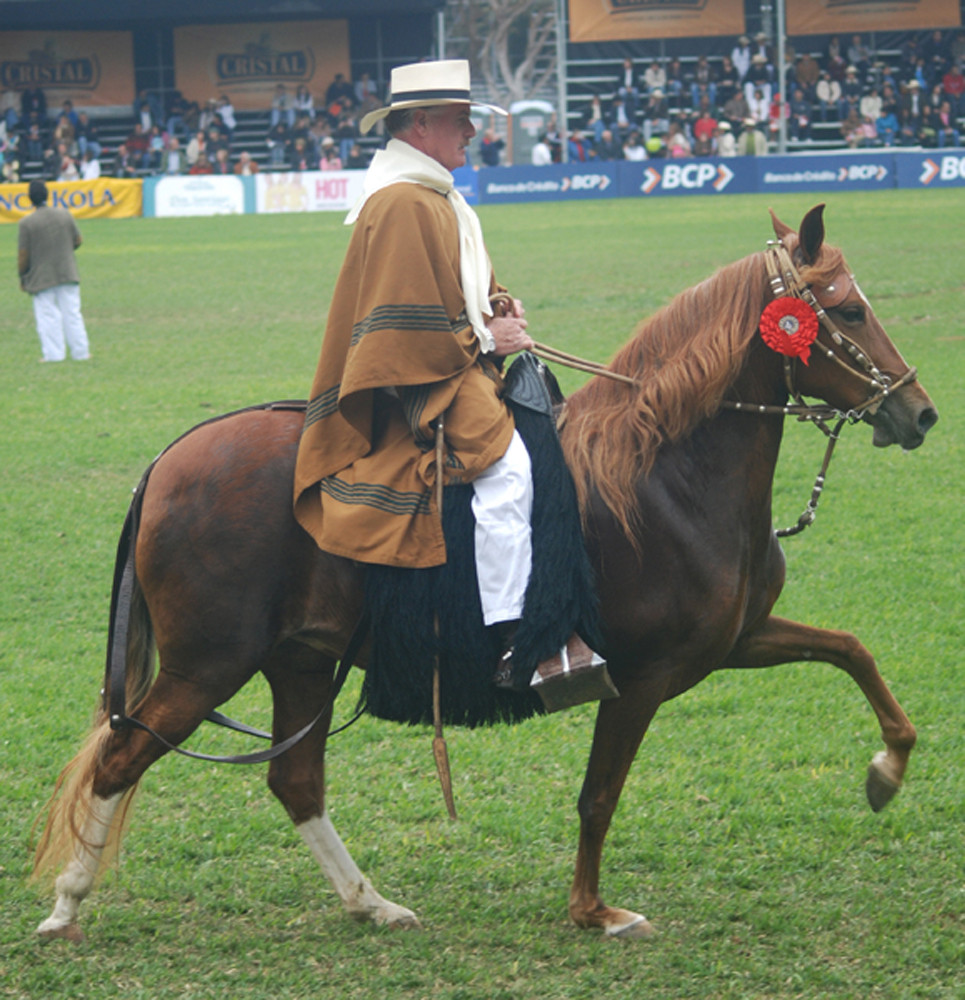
left=344, top=138, right=495, bottom=353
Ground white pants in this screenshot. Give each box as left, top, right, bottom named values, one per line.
left=471, top=430, right=533, bottom=625
left=33, top=284, right=90, bottom=362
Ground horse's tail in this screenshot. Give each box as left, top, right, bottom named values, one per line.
left=31, top=486, right=157, bottom=886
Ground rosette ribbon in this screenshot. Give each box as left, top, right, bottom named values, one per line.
left=759, top=297, right=819, bottom=365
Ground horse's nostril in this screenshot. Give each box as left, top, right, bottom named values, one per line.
left=918, top=407, right=939, bottom=434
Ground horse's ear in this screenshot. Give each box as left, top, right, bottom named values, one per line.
left=798, top=204, right=826, bottom=264
left=769, top=208, right=793, bottom=240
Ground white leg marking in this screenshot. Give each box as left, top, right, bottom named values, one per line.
left=37, top=792, right=124, bottom=941
left=296, top=811, right=421, bottom=929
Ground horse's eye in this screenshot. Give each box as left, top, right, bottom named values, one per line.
left=840, top=306, right=864, bottom=324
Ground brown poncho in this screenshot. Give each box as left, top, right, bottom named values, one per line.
left=293, top=182, right=515, bottom=568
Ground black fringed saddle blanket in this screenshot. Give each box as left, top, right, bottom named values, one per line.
left=361, top=354, right=603, bottom=728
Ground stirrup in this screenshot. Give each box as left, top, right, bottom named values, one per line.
left=529, top=634, right=619, bottom=713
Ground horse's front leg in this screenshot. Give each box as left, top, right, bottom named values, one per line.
left=723, top=615, right=916, bottom=811
left=570, top=669, right=670, bottom=939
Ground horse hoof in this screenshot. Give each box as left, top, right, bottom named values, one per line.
left=605, top=911, right=655, bottom=939
left=37, top=920, right=85, bottom=944
left=385, top=912, right=423, bottom=931
left=865, top=759, right=901, bottom=812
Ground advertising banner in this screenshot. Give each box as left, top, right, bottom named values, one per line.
left=618, top=158, right=751, bottom=197
left=478, top=163, right=620, bottom=204
left=153, top=176, right=245, bottom=217
left=0, top=31, right=134, bottom=109
left=173, top=21, right=350, bottom=112
left=894, top=149, right=965, bottom=188
left=787, top=0, right=960, bottom=35
left=568, top=0, right=745, bottom=43
left=756, top=153, right=893, bottom=193
left=256, top=170, right=365, bottom=214
left=0, top=178, right=142, bottom=223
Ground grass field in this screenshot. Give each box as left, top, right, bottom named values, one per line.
left=1, top=190, right=962, bottom=999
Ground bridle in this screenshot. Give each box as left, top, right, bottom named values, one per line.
left=534, top=236, right=919, bottom=537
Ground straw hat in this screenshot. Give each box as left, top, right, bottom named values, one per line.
left=360, top=59, right=506, bottom=134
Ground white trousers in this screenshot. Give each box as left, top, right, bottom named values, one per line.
left=33, top=284, right=90, bottom=362
left=471, top=430, right=533, bottom=626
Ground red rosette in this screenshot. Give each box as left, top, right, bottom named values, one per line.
left=759, top=297, right=819, bottom=365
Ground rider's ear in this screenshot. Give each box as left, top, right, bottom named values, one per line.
left=798, top=204, right=826, bottom=265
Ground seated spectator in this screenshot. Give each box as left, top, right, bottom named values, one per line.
left=216, top=95, right=237, bottom=136
left=666, top=119, right=692, bottom=157
left=568, top=129, right=592, bottom=162
left=188, top=153, right=213, bottom=175
left=586, top=95, right=606, bottom=143
left=80, top=148, right=100, bottom=180
left=622, top=129, right=647, bottom=160
left=691, top=108, right=717, bottom=155
left=52, top=114, right=77, bottom=157
left=722, top=90, right=751, bottom=131
left=732, top=35, right=751, bottom=83
left=789, top=89, right=811, bottom=141
left=345, top=142, right=368, bottom=169
left=716, top=120, right=737, bottom=156
left=899, top=79, right=925, bottom=124
left=690, top=56, right=718, bottom=110
left=133, top=89, right=163, bottom=128
left=744, top=54, right=772, bottom=107
left=75, top=112, right=101, bottom=160
left=838, top=65, right=862, bottom=120
left=326, top=72, right=355, bottom=108
left=354, top=72, right=379, bottom=107
left=211, top=147, right=232, bottom=175
left=876, top=107, right=898, bottom=145
left=665, top=58, right=686, bottom=103
left=594, top=127, right=623, bottom=161
left=161, top=136, right=187, bottom=175
left=531, top=133, right=552, bottom=165
left=166, top=91, right=190, bottom=139
left=1, top=87, right=18, bottom=132
left=617, top=58, right=641, bottom=118
left=266, top=122, right=290, bottom=166
left=748, top=87, right=769, bottom=126
left=289, top=135, right=317, bottom=171
left=270, top=85, right=295, bottom=129
left=917, top=105, right=938, bottom=146
left=923, top=29, right=950, bottom=80
left=737, top=119, right=767, bottom=155
left=815, top=71, right=842, bottom=121
left=936, top=100, right=961, bottom=146
left=135, top=101, right=155, bottom=134
left=55, top=143, right=79, bottom=181
left=643, top=60, right=666, bottom=97
left=20, top=85, right=46, bottom=125
left=294, top=85, right=315, bottom=121
left=794, top=53, right=820, bottom=99
left=717, top=55, right=740, bottom=106
left=896, top=108, right=918, bottom=146
left=333, top=111, right=360, bottom=162
left=942, top=62, right=965, bottom=116
left=642, top=88, right=669, bottom=142
left=125, top=122, right=152, bottom=169
left=234, top=150, right=259, bottom=175
left=113, top=142, right=139, bottom=178
left=860, top=87, right=882, bottom=122
left=185, top=129, right=207, bottom=167
left=320, top=140, right=343, bottom=171
left=147, top=125, right=167, bottom=172
left=848, top=34, right=872, bottom=79
left=480, top=127, right=505, bottom=166
left=609, top=95, right=633, bottom=138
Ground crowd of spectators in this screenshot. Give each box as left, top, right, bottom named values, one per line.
left=0, top=71, right=384, bottom=183
left=515, top=27, right=965, bottom=165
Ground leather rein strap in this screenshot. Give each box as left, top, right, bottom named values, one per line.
left=533, top=238, right=918, bottom=538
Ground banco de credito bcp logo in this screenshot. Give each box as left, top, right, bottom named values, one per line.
left=215, top=33, right=315, bottom=84
left=0, top=40, right=100, bottom=91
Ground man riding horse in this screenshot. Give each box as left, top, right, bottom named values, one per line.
left=292, top=60, right=608, bottom=710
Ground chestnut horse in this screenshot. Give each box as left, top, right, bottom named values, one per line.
left=33, top=206, right=937, bottom=942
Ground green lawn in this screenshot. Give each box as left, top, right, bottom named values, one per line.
left=1, top=190, right=962, bottom=999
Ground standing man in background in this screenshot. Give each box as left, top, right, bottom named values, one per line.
left=17, top=179, right=91, bottom=363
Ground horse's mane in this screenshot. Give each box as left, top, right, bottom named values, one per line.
left=561, top=237, right=847, bottom=540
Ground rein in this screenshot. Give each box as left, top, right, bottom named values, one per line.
left=532, top=237, right=918, bottom=538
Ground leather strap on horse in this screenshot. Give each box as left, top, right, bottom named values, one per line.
left=432, top=413, right=458, bottom=820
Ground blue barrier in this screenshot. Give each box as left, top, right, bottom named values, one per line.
left=474, top=148, right=965, bottom=205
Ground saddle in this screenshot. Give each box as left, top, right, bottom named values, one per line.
left=361, top=353, right=613, bottom=727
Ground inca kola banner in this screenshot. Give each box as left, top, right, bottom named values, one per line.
left=568, top=0, right=746, bottom=42
left=0, top=179, right=143, bottom=224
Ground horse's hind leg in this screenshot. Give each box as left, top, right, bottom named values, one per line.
left=35, top=669, right=244, bottom=941
left=723, top=615, right=917, bottom=811
left=263, top=647, right=420, bottom=929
